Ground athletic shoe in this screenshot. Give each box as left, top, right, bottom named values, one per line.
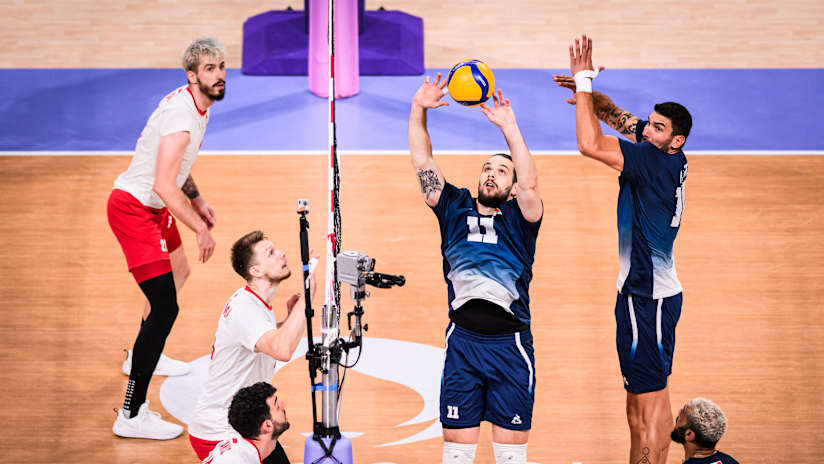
left=121, top=349, right=191, bottom=376
left=112, top=401, right=183, bottom=440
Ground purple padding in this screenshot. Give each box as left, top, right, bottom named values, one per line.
left=242, top=10, right=309, bottom=75
left=359, top=10, right=424, bottom=75
left=241, top=9, right=423, bottom=76
left=4, top=69, right=822, bottom=151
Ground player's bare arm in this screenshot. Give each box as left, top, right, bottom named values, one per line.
left=552, top=73, right=641, bottom=143
left=479, top=89, right=543, bottom=222
left=154, top=131, right=216, bottom=262
left=593, top=94, right=641, bottom=142
left=183, top=174, right=217, bottom=229
left=569, top=35, right=624, bottom=171
left=256, top=305, right=306, bottom=361
left=409, top=73, right=448, bottom=207
left=256, top=270, right=317, bottom=361
left=182, top=174, right=200, bottom=199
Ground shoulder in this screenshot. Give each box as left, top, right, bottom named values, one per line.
left=501, top=199, right=542, bottom=229
left=223, top=288, right=258, bottom=317
left=717, top=451, right=739, bottom=464
left=164, top=87, right=200, bottom=117
left=433, top=182, right=471, bottom=210
left=445, top=182, right=470, bottom=199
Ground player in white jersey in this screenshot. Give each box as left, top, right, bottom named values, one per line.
left=556, top=36, right=693, bottom=464
left=109, top=38, right=226, bottom=440
left=201, top=382, right=290, bottom=464
left=189, top=230, right=317, bottom=464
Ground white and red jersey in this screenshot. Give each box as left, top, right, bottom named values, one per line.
left=189, top=286, right=278, bottom=441
left=201, top=437, right=262, bottom=464
left=114, top=85, right=209, bottom=209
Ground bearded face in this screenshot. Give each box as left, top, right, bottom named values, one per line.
left=477, top=179, right=513, bottom=208
left=477, top=155, right=515, bottom=208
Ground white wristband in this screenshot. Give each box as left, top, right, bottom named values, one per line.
left=573, top=69, right=599, bottom=93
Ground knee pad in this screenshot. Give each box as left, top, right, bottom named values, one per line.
left=443, top=442, right=477, bottom=464
left=138, top=272, right=179, bottom=334
left=492, top=442, right=527, bottom=464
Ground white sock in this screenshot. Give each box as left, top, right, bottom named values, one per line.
left=492, top=442, right=527, bottom=464
left=442, top=441, right=477, bottom=464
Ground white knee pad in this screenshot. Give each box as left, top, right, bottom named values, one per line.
left=492, top=442, right=527, bottom=464
left=442, top=441, right=477, bottom=464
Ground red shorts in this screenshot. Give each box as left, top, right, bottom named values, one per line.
left=189, top=434, right=222, bottom=460
left=107, top=189, right=182, bottom=283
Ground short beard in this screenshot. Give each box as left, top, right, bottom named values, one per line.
left=271, top=420, right=290, bottom=440
left=670, top=425, right=688, bottom=444
left=198, top=80, right=225, bottom=101
left=268, top=269, right=291, bottom=284
left=477, top=185, right=511, bottom=208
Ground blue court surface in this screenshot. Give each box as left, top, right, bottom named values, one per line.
left=1, top=68, right=822, bottom=152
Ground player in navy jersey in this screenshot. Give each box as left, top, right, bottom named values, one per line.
left=671, top=398, right=739, bottom=464
left=409, top=73, right=543, bottom=464
left=555, top=35, right=693, bottom=464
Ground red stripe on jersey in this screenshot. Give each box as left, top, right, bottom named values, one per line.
left=186, top=87, right=208, bottom=116
left=245, top=438, right=263, bottom=464
left=244, top=286, right=273, bottom=310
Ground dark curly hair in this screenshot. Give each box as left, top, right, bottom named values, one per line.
left=228, top=382, right=276, bottom=439
left=231, top=230, right=266, bottom=281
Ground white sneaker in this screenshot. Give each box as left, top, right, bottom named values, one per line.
left=121, top=349, right=191, bottom=376
left=112, top=401, right=183, bottom=440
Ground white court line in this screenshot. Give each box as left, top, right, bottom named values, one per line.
left=1, top=150, right=823, bottom=156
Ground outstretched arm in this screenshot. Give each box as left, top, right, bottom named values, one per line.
left=409, top=73, right=449, bottom=207
left=567, top=35, right=624, bottom=171
left=552, top=73, right=642, bottom=143
left=479, top=89, right=542, bottom=222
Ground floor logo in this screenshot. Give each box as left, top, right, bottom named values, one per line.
left=160, top=337, right=445, bottom=447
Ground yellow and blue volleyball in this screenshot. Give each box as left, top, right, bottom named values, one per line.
left=447, top=59, right=495, bottom=107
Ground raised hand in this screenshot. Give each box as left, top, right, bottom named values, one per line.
left=412, top=73, right=450, bottom=109
left=570, top=34, right=595, bottom=76
left=479, top=89, right=516, bottom=130
left=553, top=66, right=606, bottom=105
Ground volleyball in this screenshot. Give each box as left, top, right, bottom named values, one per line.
left=446, top=60, right=495, bottom=106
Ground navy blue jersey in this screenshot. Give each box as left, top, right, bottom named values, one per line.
left=431, top=182, right=541, bottom=326
left=683, top=451, right=739, bottom=464
left=616, top=121, right=687, bottom=299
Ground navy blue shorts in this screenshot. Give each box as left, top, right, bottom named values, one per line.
left=615, top=292, right=682, bottom=394
left=440, top=323, right=535, bottom=430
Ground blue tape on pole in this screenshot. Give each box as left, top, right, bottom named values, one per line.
left=311, top=383, right=339, bottom=392
left=303, top=264, right=310, bottom=271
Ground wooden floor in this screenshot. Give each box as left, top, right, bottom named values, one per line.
left=0, top=155, right=822, bottom=463
left=2, top=0, right=823, bottom=68
left=2, top=0, right=824, bottom=462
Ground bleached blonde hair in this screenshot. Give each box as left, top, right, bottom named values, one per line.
left=686, top=397, right=728, bottom=447
left=182, top=38, right=226, bottom=73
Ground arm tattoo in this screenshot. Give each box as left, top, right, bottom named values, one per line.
left=182, top=175, right=200, bottom=199
left=417, top=169, right=442, bottom=197
left=596, top=102, right=639, bottom=140
left=634, top=446, right=651, bottom=464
